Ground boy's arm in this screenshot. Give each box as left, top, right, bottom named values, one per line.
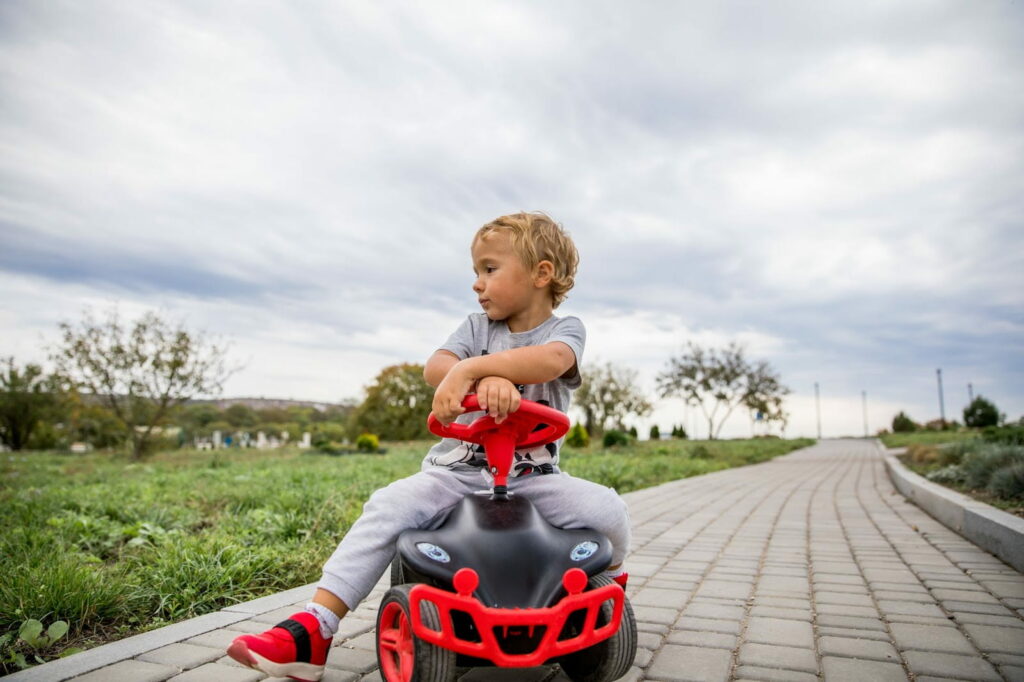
left=432, top=342, right=577, bottom=425
left=424, top=350, right=460, bottom=388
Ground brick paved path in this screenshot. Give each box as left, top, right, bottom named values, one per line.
left=21, top=439, right=1024, bottom=681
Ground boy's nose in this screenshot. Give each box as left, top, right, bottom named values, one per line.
left=472, top=277, right=484, bottom=293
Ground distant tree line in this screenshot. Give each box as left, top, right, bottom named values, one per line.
left=2, top=308, right=798, bottom=455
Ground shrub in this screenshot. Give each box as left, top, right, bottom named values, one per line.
left=566, top=423, right=589, bottom=448
left=628, top=426, right=638, bottom=439
left=960, top=444, right=1024, bottom=490
left=927, top=465, right=965, bottom=485
left=355, top=433, right=380, bottom=453
left=649, top=425, right=661, bottom=440
left=964, top=396, right=1000, bottom=428
left=987, top=462, right=1024, bottom=501
left=671, top=424, right=688, bottom=439
left=938, top=441, right=971, bottom=467
left=981, top=425, right=1024, bottom=446
left=908, top=444, right=939, bottom=465
left=690, top=444, right=713, bottom=460
left=892, top=411, right=919, bottom=433
left=602, top=430, right=629, bottom=448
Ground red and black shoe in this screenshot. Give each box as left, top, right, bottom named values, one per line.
left=227, top=611, right=331, bottom=681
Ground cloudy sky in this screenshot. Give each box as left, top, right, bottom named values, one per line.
left=2, top=1, right=1022, bottom=439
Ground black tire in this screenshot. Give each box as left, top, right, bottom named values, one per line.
left=390, top=555, right=405, bottom=586
left=376, top=584, right=456, bottom=682
left=556, top=574, right=637, bottom=682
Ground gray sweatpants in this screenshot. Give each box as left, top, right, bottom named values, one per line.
left=318, top=466, right=631, bottom=610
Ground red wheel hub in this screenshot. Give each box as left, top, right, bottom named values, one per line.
left=378, top=601, right=415, bottom=682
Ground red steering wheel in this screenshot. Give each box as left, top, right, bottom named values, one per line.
left=427, top=395, right=570, bottom=491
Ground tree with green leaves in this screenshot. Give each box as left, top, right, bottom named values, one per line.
left=0, top=358, right=65, bottom=451
left=963, top=396, right=1000, bottom=428
left=657, top=342, right=789, bottom=440
left=51, top=309, right=233, bottom=459
left=349, top=363, right=434, bottom=440
left=574, top=361, right=653, bottom=437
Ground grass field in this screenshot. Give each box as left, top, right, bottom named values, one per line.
left=0, top=436, right=812, bottom=670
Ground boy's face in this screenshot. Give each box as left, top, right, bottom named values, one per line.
left=471, top=231, right=537, bottom=322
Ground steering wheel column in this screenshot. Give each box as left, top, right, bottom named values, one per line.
left=428, top=395, right=570, bottom=498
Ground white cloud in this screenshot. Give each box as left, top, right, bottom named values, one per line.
left=1, top=0, right=1022, bottom=428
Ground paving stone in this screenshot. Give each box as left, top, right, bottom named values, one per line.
left=961, top=623, right=1024, bottom=654
left=674, top=616, right=742, bottom=635
left=631, top=586, right=691, bottom=609
left=695, top=579, right=752, bottom=600
left=1000, top=665, right=1024, bottom=682
left=815, top=591, right=875, bottom=607
left=932, top=589, right=1001, bottom=604
left=817, top=613, right=887, bottom=631
left=815, top=602, right=879, bottom=618
left=817, top=635, right=900, bottom=662
left=167, top=663, right=264, bottom=681
left=326, top=646, right=379, bottom=673
left=665, top=629, right=736, bottom=649
left=889, top=622, right=975, bottom=654
left=631, top=604, right=679, bottom=625
left=819, top=625, right=892, bottom=642
left=683, top=601, right=745, bottom=621
left=821, top=656, right=907, bottom=681
left=637, top=631, right=663, bottom=649
left=757, top=575, right=810, bottom=595
left=744, top=617, right=814, bottom=648
left=876, top=600, right=946, bottom=617
left=737, top=642, right=817, bottom=673
left=902, top=651, right=1001, bottom=681
left=646, top=644, right=732, bottom=682
left=137, top=643, right=224, bottom=669
left=733, top=665, right=818, bottom=681
left=748, top=605, right=812, bottom=621
left=943, top=600, right=1015, bottom=616
left=185, top=629, right=249, bottom=650
left=952, top=612, right=1024, bottom=628
left=74, top=659, right=179, bottom=682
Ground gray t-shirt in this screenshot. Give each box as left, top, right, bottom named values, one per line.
left=423, top=313, right=586, bottom=477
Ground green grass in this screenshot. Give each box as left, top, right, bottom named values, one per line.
left=0, top=436, right=812, bottom=670
left=879, top=430, right=980, bottom=448
left=561, top=437, right=815, bottom=493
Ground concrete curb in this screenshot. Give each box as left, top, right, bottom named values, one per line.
left=1, top=586, right=317, bottom=681
left=881, top=442, right=1024, bottom=574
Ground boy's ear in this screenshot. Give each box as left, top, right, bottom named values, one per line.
left=533, top=260, right=554, bottom=288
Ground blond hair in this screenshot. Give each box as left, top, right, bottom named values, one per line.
left=474, top=212, right=579, bottom=308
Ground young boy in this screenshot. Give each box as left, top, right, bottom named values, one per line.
left=228, top=212, right=631, bottom=680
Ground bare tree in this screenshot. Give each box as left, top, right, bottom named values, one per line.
left=52, top=308, right=233, bottom=459
left=657, top=342, right=789, bottom=439
left=574, top=361, right=652, bottom=437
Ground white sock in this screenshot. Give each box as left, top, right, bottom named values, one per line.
left=305, top=602, right=340, bottom=640
left=604, top=566, right=626, bottom=579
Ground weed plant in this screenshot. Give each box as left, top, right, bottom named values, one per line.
left=1, top=436, right=812, bottom=669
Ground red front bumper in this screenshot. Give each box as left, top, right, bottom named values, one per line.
left=408, top=567, right=624, bottom=668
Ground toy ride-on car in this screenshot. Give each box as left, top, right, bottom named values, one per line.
left=375, top=396, right=637, bottom=682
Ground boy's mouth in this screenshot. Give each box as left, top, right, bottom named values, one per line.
left=478, top=298, right=489, bottom=308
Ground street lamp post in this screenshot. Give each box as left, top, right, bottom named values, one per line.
left=862, top=390, right=868, bottom=438
left=936, top=368, right=946, bottom=428
left=814, top=382, right=822, bottom=440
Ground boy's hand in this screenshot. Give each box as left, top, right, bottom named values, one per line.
left=431, top=362, right=475, bottom=426
left=476, top=376, right=521, bottom=425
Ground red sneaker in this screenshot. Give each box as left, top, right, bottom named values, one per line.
left=612, top=572, right=629, bottom=589
left=227, top=611, right=331, bottom=681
